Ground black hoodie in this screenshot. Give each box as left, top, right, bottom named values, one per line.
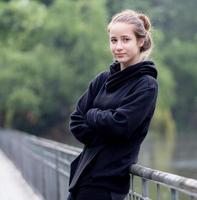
left=69, top=61, right=158, bottom=194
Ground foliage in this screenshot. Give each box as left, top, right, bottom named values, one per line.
left=163, top=40, right=197, bottom=131
left=0, top=0, right=110, bottom=133
left=0, top=0, right=196, bottom=136
left=105, top=0, right=197, bottom=133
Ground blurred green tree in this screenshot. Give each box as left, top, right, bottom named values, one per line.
left=0, top=0, right=110, bottom=134
left=106, top=0, right=197, bottom=132
left=0, top=0, right=196, bottom=136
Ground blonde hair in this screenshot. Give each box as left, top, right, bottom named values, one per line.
left=108, top=10, right=153, bottom=58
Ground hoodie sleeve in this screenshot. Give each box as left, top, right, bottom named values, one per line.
left=86, top=77, right=158, bottom=142
left=69, top=72, right=108, bottom=145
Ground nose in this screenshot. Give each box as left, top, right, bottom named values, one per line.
left=116, top=40, right=123, bottom=50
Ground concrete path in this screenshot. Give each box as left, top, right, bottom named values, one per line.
left=0, top=150, right=43, bottom=200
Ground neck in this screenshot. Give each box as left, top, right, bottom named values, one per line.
left=120, top=56, right=143, bottom=71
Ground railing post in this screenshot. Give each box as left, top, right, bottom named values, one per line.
left=156, top=183, right=161, bottom=200
left=56, top=151, right=60, bottom=200
left=171, top=188, right=179, bottom=200
left=142, top=178, right=149, bottom=199
left=130, top=174, right=134, bottom=200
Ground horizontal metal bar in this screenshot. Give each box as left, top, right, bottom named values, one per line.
left=130, top=164, right=197, bottom=197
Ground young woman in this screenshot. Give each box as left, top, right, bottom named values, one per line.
left=68, top=9, right=158, bottom=200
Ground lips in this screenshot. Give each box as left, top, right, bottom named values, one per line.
left=116, top=53, right=125, bottom=57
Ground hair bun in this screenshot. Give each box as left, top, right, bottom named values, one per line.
left=138, top=14, right=151, bottom=31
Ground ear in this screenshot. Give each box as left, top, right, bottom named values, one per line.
left=137, top=38, right=145, bottom=48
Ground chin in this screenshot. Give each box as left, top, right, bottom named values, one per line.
left=116, top=58, right=127, bottom=63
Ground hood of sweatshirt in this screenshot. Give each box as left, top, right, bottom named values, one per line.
left=105, top=61, right=157, bottom=92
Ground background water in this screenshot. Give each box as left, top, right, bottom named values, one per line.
left=139, top=133, right=197, bottom=179
left=63, top=131, right=197, bottom=180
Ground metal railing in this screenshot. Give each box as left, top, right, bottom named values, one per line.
left=0, top=129, right=197, bottom=200
left=0, top=129, right=80, bottom=200
left=129, top=165, right=197, bottom=200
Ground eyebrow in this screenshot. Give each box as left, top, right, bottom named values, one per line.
left=110, top=35, right=131, bottom=38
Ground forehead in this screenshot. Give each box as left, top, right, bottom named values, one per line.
left=109, top=22, right=135, bottom=37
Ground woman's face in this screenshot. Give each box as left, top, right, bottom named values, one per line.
left=109, top=22, right=144, bottom=69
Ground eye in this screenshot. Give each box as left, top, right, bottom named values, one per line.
left=122, top=37, right=130, bottom=43
left=110, top=38, right=117, bottom=44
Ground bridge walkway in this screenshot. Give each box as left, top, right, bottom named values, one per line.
left=0, top=150, right=43, bottom=200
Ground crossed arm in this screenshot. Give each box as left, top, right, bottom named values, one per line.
left=70, top=78, right=158, bottom=146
